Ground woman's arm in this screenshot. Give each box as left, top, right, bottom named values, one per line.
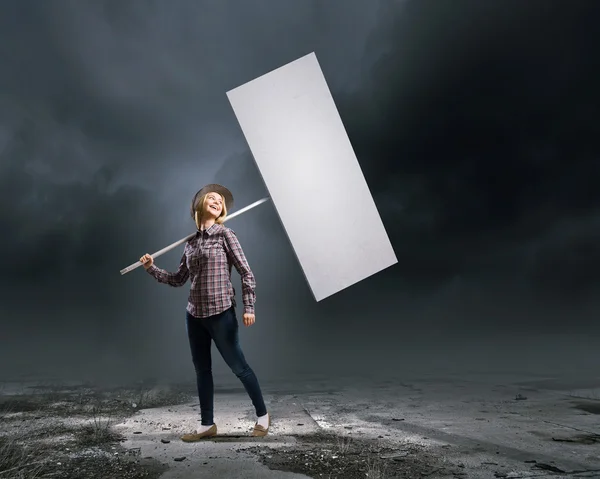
left=146, top=252, right=190, bottom=287
left=223, top=229, right=256, bottom=314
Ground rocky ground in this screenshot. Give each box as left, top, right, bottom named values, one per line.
left=244, top=432, right=461, bottom=478
left=2, top=374, right=600, bottom=478
left=0, top=380, right=462, bottom=479
left=0, top=380, right=189, bottom=478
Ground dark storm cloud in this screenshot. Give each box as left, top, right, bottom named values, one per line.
left=338, top=0, right=600, bottom=301
left=0, top=0, right=379, bottom=183
left=0, top=0, right=382, bottom=380
left=2, top=0, right=599, bottom=383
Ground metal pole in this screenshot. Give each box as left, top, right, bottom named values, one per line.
left=119, top=196, right=270, bottom=275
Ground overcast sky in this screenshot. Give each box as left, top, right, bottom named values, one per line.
left=1, top=0, right=599, bottom=384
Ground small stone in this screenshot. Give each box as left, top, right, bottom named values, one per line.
left=161, top=439, right=170, bottom=444
left=174, top=456, right=186, bottom=462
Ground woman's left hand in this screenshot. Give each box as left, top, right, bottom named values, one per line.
left=243, top=313, right=255, bottom=327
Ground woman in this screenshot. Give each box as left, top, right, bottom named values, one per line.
left=139, top=184, right=270, bottom=441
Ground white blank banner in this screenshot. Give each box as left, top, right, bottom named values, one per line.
left=227, top=52, right=397, bottom=301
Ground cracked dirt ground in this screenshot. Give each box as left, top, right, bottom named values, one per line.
left=1, top=372, right=600, bottom=478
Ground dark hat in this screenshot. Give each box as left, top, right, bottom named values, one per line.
left=190, top=184, right=234, bottom=219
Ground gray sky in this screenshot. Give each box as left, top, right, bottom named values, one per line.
left=1, top=0, right=599, bottom=384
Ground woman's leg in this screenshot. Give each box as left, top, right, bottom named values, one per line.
left=185, top=311, right=215, bottom=426
left=207, top=307, right=267, bottom=418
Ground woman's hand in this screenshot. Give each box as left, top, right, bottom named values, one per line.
left=243, top=313, right=255, bottom=327
left=140, top=254, right=154, bottom=270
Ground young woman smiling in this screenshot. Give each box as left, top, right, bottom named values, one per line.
left=140, top=184, right=269, bottom=441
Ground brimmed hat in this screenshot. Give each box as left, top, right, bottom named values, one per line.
left=190, top=184, right=234, bottom=219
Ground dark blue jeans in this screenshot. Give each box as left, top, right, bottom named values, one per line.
left=186, top=307, right=267, bottom=426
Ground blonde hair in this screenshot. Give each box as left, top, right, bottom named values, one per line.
left=193, top=192, right=228, bottom=229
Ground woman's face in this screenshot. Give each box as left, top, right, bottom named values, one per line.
left=203, top=192, right=223, bottom=219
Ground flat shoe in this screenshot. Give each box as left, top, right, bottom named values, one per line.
left=180, top=424, right=217, bottom=442
left=252, top=415, right=271, bottom=437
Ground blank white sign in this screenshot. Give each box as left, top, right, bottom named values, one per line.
left=227, top=52, right=397, bottom=301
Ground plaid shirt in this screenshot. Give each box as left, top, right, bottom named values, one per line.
left=146, top=223, right=256, bottom=318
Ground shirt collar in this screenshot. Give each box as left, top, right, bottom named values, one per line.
left=197, top=223, right=221, bottom=236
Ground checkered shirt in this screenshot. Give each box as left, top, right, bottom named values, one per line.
left=146, top=223, right=256, bottom=318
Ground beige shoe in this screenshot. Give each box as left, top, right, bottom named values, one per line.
left=180, top=424, right=217, bottom=442
left=252, top=415, right=271, bottom=437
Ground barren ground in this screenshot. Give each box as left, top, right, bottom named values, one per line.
left=2, top=373, right=600, bottom=478
left=0, top=380, right=185, bottom=478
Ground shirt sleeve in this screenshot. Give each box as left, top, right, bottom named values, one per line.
left=146, top=251, right=190, bottom=287
left=223, top=228, right=256, bottom=314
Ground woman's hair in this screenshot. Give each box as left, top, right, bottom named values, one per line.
left=193, top=192, right=228, bottom=229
